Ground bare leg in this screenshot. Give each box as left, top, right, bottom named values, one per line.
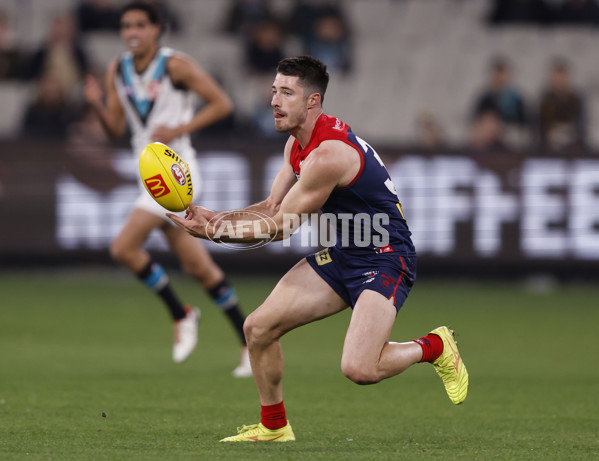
left=341, top=289, right=422, bottom=385
left=110, top=208, right=165, bottom=272
left=163, top=224, right=224, bottom=289
left=243, top=258, right=347, bottom=405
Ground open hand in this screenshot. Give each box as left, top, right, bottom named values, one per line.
left=167, top=204, right=215, bottom=239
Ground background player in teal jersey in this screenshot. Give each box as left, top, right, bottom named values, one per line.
left=169, top=56, right=469, bottom=441
left=84, top=1, right=251, bottom=376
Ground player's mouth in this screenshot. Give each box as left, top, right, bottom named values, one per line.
left=273, top=111, right=285, bottom=119
left=127, top=38, right=141, bottom=48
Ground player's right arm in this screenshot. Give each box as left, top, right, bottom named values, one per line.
left=84, top=60, right=127, bottom=139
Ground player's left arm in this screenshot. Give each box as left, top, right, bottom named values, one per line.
left=151, top=53, right=233, bottom=143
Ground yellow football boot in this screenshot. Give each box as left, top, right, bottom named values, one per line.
left=219, top=422, right=295, bottom=442
left=430, top=326, right=469, bottom=405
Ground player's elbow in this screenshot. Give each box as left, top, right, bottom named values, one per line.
left=214, top=96, right=234, bottom=120
left=106, top=130, right=122, bottom=140
left=106, top=123, right=126, bottom=139
left=222, top=97, right=234, bottom=117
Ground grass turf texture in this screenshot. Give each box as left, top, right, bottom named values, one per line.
left=0, top=270, right=598, bottom=460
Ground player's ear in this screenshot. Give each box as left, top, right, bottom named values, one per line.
left=154, top=23, right=163, bottom=38
left=307, top=92, right=321, bottom=108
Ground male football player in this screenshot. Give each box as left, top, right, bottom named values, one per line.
left=169, top=56, right=469, bottom=441
left=84, top=1, right=251, bottom=376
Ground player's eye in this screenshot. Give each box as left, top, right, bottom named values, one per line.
left=121, top=21, right=147, bottom=29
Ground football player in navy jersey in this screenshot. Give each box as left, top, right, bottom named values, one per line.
left=84, top=1, right=251, bottom=376
left=169, top=56, right=469, bottom=442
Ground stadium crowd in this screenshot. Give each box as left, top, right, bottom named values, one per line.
left=0, top=0, right=596, bottom=154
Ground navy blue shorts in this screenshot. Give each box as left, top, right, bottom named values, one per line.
left=306, top=247, right=417, bottom=312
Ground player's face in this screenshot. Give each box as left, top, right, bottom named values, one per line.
left=271, top=74, right=309, bottom=133
left=120, top=10, right=160, bottom=56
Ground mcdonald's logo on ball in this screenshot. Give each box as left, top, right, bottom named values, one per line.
left=139, top=142, right=193, bottom=212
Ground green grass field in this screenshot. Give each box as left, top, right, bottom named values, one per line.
left=1, top=269, right=598, bottom=460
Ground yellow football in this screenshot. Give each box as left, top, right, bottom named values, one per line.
left=139, top=142, right=193, bottom=212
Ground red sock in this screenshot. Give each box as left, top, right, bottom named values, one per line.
left=260, top=401, right=287, bottom=430
left=413, top=333, right=444, bottom=363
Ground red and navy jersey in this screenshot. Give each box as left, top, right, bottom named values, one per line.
left=290, top=114, right=415, bottom=255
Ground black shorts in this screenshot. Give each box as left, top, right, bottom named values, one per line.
left=306, top=247, right=417, bottom=312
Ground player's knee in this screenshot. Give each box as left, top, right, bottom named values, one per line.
left=243, top=311, right=276, bottom=347
left=243, top=312, right=262, bottom=343
left=341, top=362, right=381, bottom=385
left=109, top=239, right=128, bottom=264
left=242, top=319, right=254, bottom=344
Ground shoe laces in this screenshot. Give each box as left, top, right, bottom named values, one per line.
left=237, top=424, right=259, bottom=434
left=436, top=337, right=461, bottom=377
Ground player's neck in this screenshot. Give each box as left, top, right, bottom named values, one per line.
left=292, top=108, right=323, bottom=148
left=132, top=45, right=159, bottom=73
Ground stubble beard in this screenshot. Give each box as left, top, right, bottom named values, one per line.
left=274, top=118, right=289, bottom=133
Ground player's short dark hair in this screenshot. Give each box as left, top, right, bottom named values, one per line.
left=277, top=56, right=329, bottom=103
left=120, top=1, right=162, bottom=26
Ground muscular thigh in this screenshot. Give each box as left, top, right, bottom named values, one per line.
left=343, top=290, right=397, bottom=363
left=250, top=258, right=348, bottom=337
left=114, top=208, right=167, bottom=249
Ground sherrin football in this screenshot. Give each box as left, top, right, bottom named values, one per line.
left=139, top=142, right=193, bottom=212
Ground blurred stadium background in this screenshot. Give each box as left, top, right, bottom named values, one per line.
left=0, top=0, right=598, bottom=280
left=1, top=1, right=598, bottom=459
